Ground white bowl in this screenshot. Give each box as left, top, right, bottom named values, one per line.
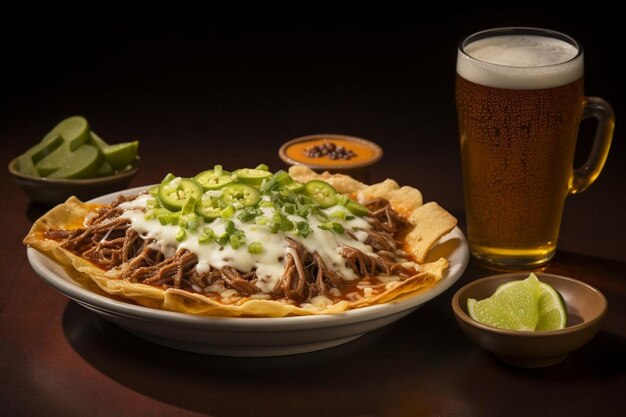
left=27, top=186, right=469, bottom=356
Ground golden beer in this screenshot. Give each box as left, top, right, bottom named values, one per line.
left=456, top=28, right=614, bottom=268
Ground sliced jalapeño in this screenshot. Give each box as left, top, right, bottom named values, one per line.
left=158, top=177, right=203, bottom=211
left=221, top=184, right=261, bottom=207
left=194, top=167, right=236, bottom=191
left=304, top=180, right=338, bottom=208
left=233, top=168, right=272, bottom=185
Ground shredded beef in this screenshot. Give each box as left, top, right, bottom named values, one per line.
left=45, top=194, right=417, bottom=302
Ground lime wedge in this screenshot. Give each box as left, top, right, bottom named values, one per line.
left=102, top=140, right=139, bottom=170
left=48, top=144, right=103, bottom=179
left=17, top=153, right=39, bottom=176
left=95, top=160, right=114, bottom=177
left=467, top=273, right=542, bottom=331
left=42, top=116, right=90, bottom=151
left=17, top=134, right=64, bottom=176
left=535, top=282, right=568, bottom=330
left=36, top=143, right=71, bottom=177
left=24, top=134, right=64, bottom=164
left=88, top=131, right=109, bottom=151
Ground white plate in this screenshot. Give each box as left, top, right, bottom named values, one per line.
left=27, top=186, right=469, bottom=356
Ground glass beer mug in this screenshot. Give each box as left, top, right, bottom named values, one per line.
left=456, top=27, right=615, bottom=269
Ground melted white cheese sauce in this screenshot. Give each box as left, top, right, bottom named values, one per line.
left=119, top=195, right=376, bottom=293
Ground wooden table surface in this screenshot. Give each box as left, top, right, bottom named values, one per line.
left=1, top=7, right=624, bottom=417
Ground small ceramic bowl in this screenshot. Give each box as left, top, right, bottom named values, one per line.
left=452, top=272, right=607, bottom=368
left=278, top=134, right=382, bottom=179
left=8, top=156, right=140, bottom=207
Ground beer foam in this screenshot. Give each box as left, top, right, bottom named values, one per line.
left=457, top=35, right=583, bottom=89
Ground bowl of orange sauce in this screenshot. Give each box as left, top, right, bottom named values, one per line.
left=279, top=134, right=383, bottom=177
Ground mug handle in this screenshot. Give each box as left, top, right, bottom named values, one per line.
left=569, top=96, right=615, bottom=194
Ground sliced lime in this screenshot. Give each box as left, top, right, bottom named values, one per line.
left=24, top=134, right=64, bottom=165
left=48, top=145, right=103, bottom=179
left=88, top=131, right=109, bottom=151
left=43, top=116, right=90, bottom=151
left=17, top=153, right=39, bottom=176
left=535, top=282, right=568, bottom=331
left=17, top=134, right=64, bottom=176
left=493, top=277, right=568, bottom=331
left=467, top=273, right=542, bottom=331
left=36, top=143, right=71, bottom=177
left=102, top=140, right=139, bottom=170
left=95, top=160, right=114, bottom=177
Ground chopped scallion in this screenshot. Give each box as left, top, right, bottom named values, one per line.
left=161, top=173, right=176, bottom=184
left=296, top=221, right=312, bottom=238
left=230, top=234, right=243, bottom=249
left=238, top=207, right=261, bottom=222
left=248, top=241, right=264, bottom=254
left=318, top=221, right=344, bottom=234
left=219, top=205, right=236, bottom=219
left=175, top=227, right=187, bottom=242
left=330, top=210, right=347, bottom=220
left=224, top=220, right=235, bottom=234
left=181, top=196, right=196, bottom=215
left=198, top=228, right=215, bottom=244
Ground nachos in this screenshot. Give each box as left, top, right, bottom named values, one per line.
left=24, top=165, right=457, bottom=317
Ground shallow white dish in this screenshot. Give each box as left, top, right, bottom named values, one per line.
left=27, top=186, right=469, bottom=356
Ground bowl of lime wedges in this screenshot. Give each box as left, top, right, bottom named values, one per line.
left=452, top=272, right=607, bottom=368
left=9, top=116, right=140, bottom=206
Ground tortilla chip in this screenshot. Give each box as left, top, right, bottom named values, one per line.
left=349, top=272, right=436, bottom=308
left=288, top=165, right=367, bottom=194
left=356, top=180, right=423, bottom=216
left=162, top=289, right=352, bottom=317
left=404, top=202, right=458, bottom=263
left=420, top=257, right=449, bottom=278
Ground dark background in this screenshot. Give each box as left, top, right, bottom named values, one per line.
left=2, top=9, right=625, bottom=417
left=2, top=6, right=624, bottom=261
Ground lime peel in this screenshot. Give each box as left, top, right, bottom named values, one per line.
left=536, top=282, right=568, bottom=330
